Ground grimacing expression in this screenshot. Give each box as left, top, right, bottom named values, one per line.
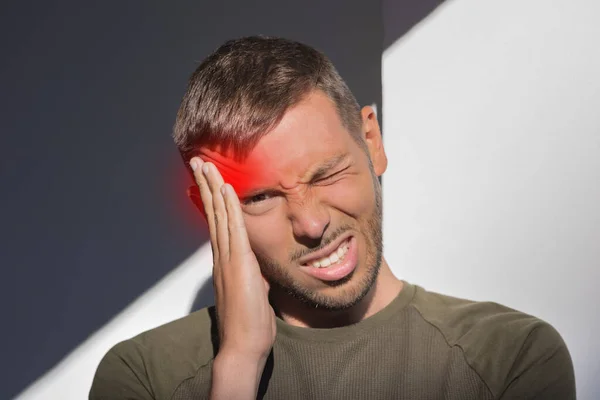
left=198, top=91, right=384, bottom=311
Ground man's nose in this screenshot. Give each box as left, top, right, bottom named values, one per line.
left=288, top=199, right=331, bottom=243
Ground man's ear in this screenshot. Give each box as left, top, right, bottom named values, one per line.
left=361, top=105, right=387, bottom=176
left=187, top=185, right=207, bottom=222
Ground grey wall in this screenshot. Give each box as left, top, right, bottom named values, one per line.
left=1, top=2, right=383, bottom=398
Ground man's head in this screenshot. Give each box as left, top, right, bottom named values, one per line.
left=173, top=36, right=388, bottom=312
left=173, top=36, right=367, bottom=167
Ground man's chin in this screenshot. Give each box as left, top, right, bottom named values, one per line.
left=262, top=243, right=382, bottom=311
left=284, top=266, right=379, bottom=311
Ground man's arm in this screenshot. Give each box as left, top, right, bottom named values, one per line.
left=89, top=342, right=154, bottom=400
left=499, top=322, right=576, bottom=399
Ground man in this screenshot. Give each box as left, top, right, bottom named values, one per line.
left=90, top=36, right=576, bottom=399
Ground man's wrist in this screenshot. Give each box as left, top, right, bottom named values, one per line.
left=215, top=349, right=267, bottom=371
left=210, top=350, right=267, bottom=400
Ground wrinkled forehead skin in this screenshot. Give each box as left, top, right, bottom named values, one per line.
left=197, top=145, right=275, bottom=199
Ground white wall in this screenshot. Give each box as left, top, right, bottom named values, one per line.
left=382, top=1, right=600, bottom=399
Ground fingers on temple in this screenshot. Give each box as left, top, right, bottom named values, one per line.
left=192, top=159, right=250, bottom=264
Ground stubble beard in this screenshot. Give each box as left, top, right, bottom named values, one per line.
left=257, top=171, right=384, bottom=312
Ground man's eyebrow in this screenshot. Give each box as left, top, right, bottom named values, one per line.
left=308, top=153, right=352, bottom=180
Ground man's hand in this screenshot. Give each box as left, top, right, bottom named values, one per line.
left=191, top=157, right=276, bottom=365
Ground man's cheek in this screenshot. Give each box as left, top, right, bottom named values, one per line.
left=322, top=184, right=366, bottom=214
left=246, top=219, right=280, bottom=254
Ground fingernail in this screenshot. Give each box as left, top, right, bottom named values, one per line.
left=220, top=185, right=227, bottom=196
left=190, top=159, right=198, bottom=171
left=202, top=163, right=210, bottom=175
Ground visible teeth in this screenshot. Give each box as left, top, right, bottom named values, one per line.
left=330, top=252, right=340, bottom=263
left=307, top=239, right=350, bottom=268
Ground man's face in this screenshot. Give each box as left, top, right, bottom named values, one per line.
left=198, top=90, right=386, bottom=311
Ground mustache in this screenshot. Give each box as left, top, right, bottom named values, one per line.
left=289, top=224, right=353, bottom=262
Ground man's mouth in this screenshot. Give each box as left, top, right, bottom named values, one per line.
left=299, top=237, right=358, bottom=282
left=301, top=237, right=351, bottom=268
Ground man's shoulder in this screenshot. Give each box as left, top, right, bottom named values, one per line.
left=408, top=284, right=572, bottom=397
left=409, top=285, right=544, bottom=347
left=126, top=304, right=219, bottom=358
left=91, top=306, right=218, bottom=400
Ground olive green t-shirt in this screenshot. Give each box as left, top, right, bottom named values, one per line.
left=89, top=282, right=575, bottom=399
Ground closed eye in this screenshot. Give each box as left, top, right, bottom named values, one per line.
left=314, top=167, right=350, bottom=183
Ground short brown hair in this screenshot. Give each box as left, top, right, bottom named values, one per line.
left=172, top=36, right=364, bottom=169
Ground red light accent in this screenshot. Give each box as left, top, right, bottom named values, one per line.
left=186, top=148, right=273, bottom=220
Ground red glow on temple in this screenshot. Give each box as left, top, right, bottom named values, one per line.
left=186, top=147, right=273, bottom=221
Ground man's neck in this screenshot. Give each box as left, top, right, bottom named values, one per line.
left=272, top=259, right=403, bottom=329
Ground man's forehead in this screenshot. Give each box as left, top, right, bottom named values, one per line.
left=198, top=146, right=270, bottom=173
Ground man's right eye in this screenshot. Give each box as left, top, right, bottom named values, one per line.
left=243, top=193, right=272, bottom=205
